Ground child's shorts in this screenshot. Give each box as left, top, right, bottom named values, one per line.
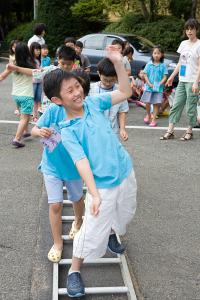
left=73, top=169, right=137, bottom=259
left=33, top=82, right=42, bottom=102
left=43, top=174, right=83, bottom=204
left=13, top=95, right=34, bottom=115
left=141, top=91, right=163, bottom=104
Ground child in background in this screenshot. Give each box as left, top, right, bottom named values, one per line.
left=30, top=42, right=42, bottom=121
left=75, top=41, right=91, bottom=73
left=111, top=39, right=132, bottom=76
left=141, top=45, right=168, bottom=127
left=9, top=39, right=20, bottom=115
left=42, top=45, right=137, bottom=298
left=8, top=46, right=81, bottom=116
left=64, top=37, right=82, bottom=68
left=90, top=57, right=129, bottom=141
left=41, top=44, right=51, bottom=67
left=123, top=46, right=134, bottom=63
left=0, top=42, right=35, bottom=147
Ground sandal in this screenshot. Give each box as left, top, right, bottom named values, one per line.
left=160, top=131, right=174, bottom=140
left=48, top=245, right=62, bottom=263
left=69, top=221, right=80, bottom=240
left=180, top=131, right=193, bottom=141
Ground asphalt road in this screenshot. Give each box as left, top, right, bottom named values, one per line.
left=0, top=60, right=200, bottom=300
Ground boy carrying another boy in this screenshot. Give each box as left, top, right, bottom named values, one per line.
left=42, top=45, right=137, bottom=297
left=89, top=57, right=129, bottom=141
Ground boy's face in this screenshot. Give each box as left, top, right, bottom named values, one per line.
left=65, top=42, right=75, bottom=49
left=58, top=58, right=74, bottom=71
left=75, top=46, right=82, bottom=55
left=41, top=48, right=48, bottom=57
left=54, top=78, right=84, bottom=111
left=99, top=74, right=117, bottom=89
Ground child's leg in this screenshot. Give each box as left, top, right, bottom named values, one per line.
left=144, top=103, right=151, bottom=123
left=43, top=174, right=64, bottom=262
left=152, top=103, right=159, bottom=122
left=49, top=203, right=63, bottom=250
left=14, top=114, right=30, bottom=141
left=73, top=196, right=84, bottom=229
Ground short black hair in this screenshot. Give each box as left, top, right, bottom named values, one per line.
left=97, top=58, right=117, bottom=77
left=64, top=37, right=76, bottom=45
left=43, top=69, right=78, bottom=99
left=75, top=41, right=83, bottom=48
left=111, top=39, right=125, bottom=51
left=123, top=46, right=134, bottom=56
left=184, top=18, right=199, bottom=31
left=41, top=44, right=48, bottom=49
left=151, top=45, right=165, bottom=63
left=72, top=69, right=90, bottom=96
left=57, top=45, right=76, bottom=61
left=33, top=23, right=47, bottom=35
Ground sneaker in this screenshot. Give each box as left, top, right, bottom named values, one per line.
left=67, top=272, right=85, bottom=298
left=108, top=234, right=125, bottom=254
left=22, top=133, right=31, bottom=138
left=12, top=140, right=25, bottom=148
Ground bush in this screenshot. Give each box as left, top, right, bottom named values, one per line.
left=104, top=14, right=185, bottom=52
left=5, top=21, right=36, bottom=47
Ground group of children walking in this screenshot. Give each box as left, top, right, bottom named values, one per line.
left=0, top=17, right=200, bottom=298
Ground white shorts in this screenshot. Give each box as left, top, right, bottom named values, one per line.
left=43, top=174, right=83, bottom=204
left=73, top=170, right=137, bottom=259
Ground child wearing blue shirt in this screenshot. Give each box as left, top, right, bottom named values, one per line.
left=41, top=44, right=51, bottom=67
left=141, top=45, right=168, bottom=127
left=89, top=57, right=129, bottom=141
left=42, top=46, right=137, bottom=298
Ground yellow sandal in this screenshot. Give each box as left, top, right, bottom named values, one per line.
left=69, top=221, right=80, bottom=240
left=48, top=245, right=62, bottom=263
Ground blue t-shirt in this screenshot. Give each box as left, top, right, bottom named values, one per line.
left=41, top=56, right=51, bottom=67
left=36, top=104, right=81, bottom=180
left=144, top=61, right=168, bottom=93
left=59, top=93, right=133, bottom=189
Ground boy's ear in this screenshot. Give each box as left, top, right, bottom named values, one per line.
left=51, top=96, right=62, bottom=105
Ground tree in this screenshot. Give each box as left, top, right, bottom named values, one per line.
left=169, top=0, right=192, bottom=20
left=191, top=0, right=197, bottom=18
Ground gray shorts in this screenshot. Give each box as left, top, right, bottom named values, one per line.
left=141, top=91, right=163, bottom=104
left=43, top=174, right=83, bottom=204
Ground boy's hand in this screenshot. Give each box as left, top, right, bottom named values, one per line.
left=120, top=129, right=128, bottom=141
left=90, top=196, right=101, bottom=216
left=148, top=83, right=154, bottom=89
left=39, top=127, right=52, bottom=138
left=106, top=45, right=123, bottom=64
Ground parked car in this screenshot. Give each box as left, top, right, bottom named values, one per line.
left=78, top=33, right=178, bottom=82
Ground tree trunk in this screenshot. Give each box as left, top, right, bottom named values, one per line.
left=191, top=0, right=197, bottom=18
left=138, top=0, right=149, bottom=20
left=149, top=0, right=157, bottom=21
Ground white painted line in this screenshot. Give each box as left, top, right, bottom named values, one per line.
left=0, top=120, right=199, bottom=131
left=0, top=120, right=36, bottom=125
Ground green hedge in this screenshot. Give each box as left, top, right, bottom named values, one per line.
left=5, top=21, right=36, bottom=47
left=104, top=14, right=185, bottom=52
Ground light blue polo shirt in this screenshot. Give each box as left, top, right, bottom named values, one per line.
left=144, top=61, right=168, bottom=93
left=59, top=93, right=133, bottom=189
left=36, top=104, right=81, bottom=180
left=89, top=81, right=129, bottom=134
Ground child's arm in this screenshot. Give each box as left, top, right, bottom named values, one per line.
left=7, top=63, right=33, bottom=76
left=76, top=158, right=101, bottom=216
left=144, top=73, right=153, bottom=89
left=31, top=125, right=52, bottom=138
left=118, top=112, right=128, bottom=141
left=0, top=68, right=12, bottom=81
left=106, top=46, right=132, bottom=105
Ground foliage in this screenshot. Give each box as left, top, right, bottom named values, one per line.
left=169, top=0, right=192, bottom=19
left=104, top=13, right=185, bottom=51
left=71, top=0, right=106, bottom=22
left=5, top=21, right=35, bottom=44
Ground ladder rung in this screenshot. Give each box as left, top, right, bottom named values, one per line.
left=63, top=186, right=87, bottom=192
left=59, top=286, right=129, bottom=295
left=63, top=200, right=72, bottom=205
left=62, top=235, right=70, bottom=240
left=61, top=216, right=75, bottom=222
left=59, top=257, right=121, bottom=265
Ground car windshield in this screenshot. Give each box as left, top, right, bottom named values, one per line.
left=125, top=36, right=154, bottom=53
